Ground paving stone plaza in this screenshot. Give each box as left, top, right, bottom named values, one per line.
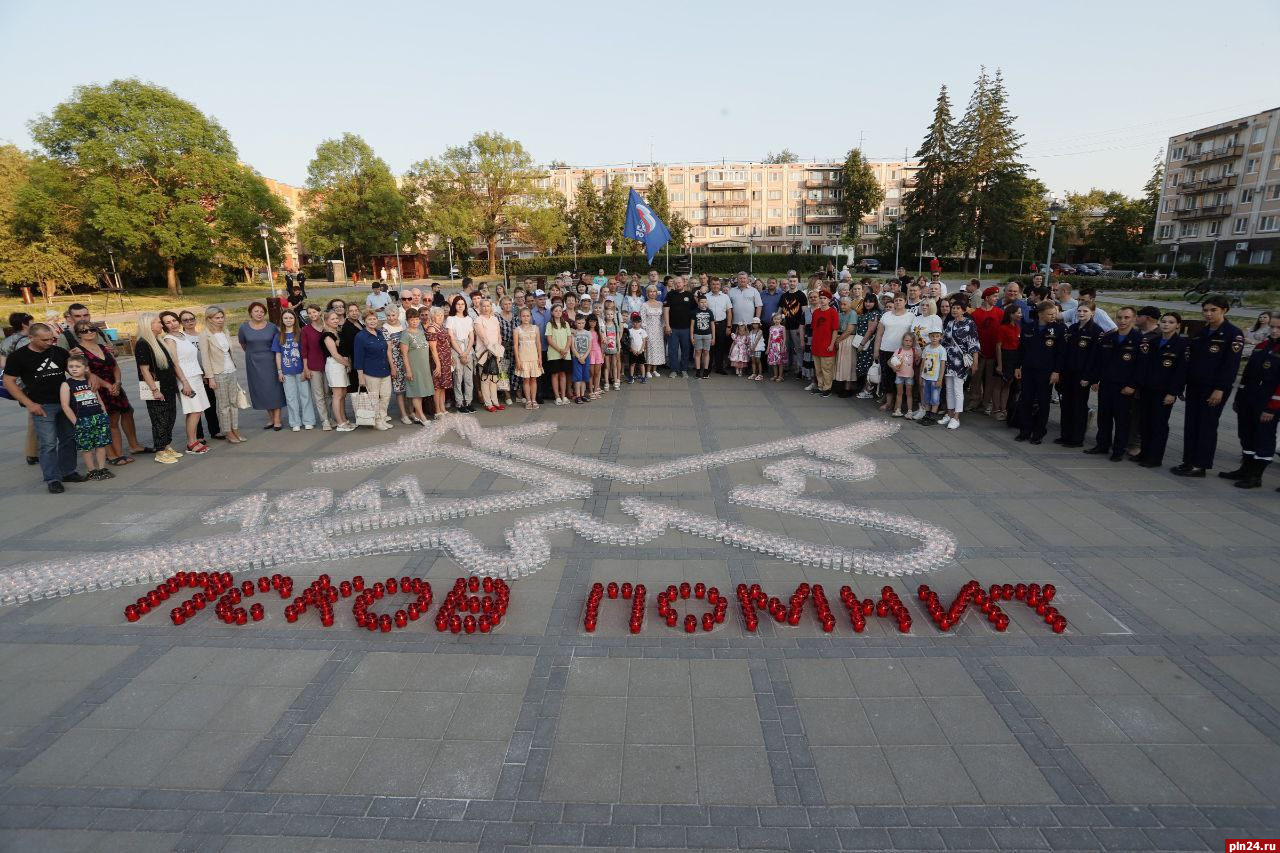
left=0, top=369, right=1278, bottom=853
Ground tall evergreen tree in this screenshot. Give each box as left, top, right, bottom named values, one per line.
left=1140, top=150, right=1164, bottom=244
left=568, top=174, right=603, bottom=253
left=902, top=85, right=963, bottom=264
left=955, top=68, right=1030, bottom=266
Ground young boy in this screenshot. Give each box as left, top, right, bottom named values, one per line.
left=571, top=315, right=591, bottom=403
left=919, top=329, right=946, bottom=424
left=59, top=354, right=114, bottom=480
left=627, top=312, right=648, bottom=384
left=692, top=295, right=714, bottom=379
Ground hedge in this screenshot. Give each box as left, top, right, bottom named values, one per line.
left=486, top=252, right=856, bottom=279
left=1010, top=274, right=1280, bottom=293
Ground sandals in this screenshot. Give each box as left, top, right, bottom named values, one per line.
left=106, top=456, right=134, bottom=466
left=130, top=447, right=155, bottom=455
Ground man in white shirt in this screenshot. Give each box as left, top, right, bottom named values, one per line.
left=703, top=277, right=733, bottom=374
left=728, top=272, right=763, bottom=327
left=365, top=283, right=391, bottom=320
left=1078, top=288, right=1116, bottom=332
left=930, top=272, right=950, bottom=296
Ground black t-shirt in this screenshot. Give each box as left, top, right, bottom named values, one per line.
left=3, top=345, right=68, bottom=404
left=693, top=309, right=713, bottom=335
left=134, top=339, right=178, bottom=393
left=780, top=291, right=807, bottom=330
left=665, top=290, right=696, bottom=327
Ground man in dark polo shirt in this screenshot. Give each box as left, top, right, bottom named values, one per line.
left=3, top=323, right=81, bottom=492
left=662, top=275, right=697, bottom=377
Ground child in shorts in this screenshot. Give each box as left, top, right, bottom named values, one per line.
left=626, top=312, right=648, bottom=383
left=749, top=317, right=765, bottom=381
left=59, top=354, right=113, bottom=481
left=571, top=315, right=591, bottom=404
left=692, top=295, right=714, bottom=379
left=919, top=329, right=946, bottom=424
left=891, top=332, right=917, bottom=418
left=601, top=300, right=622, bottom=390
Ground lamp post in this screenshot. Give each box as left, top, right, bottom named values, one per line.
left=338, top=242, right=347, bottom=280
left=572, top=237, right=578, bottom=271
left=500, top=236, right=509, bottom=287
left=918, top=233, right=924, bottom=276
left=258, top=223, right=276, bottom=299
left=748, top=228, right=755, bottom=274
left=1044, top=200, right=1063, bottom=281
left=975, top=234, right=984, bottom=282
left=391, top=231, right=403, bottom=285
left=1170, top=240, right=1181, bottom=278
left=893, top=220, right=901, bottom=272
left=446, top=237, right=455, bottom=281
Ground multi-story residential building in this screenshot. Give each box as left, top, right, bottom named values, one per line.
left=542, top=159, right=919, bottom=259
left=260, top=175, right=306, bottom=271
left=1153, top=107, right=1280, bottom=272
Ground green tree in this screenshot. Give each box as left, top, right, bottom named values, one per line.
left=764, top=149, right=801, bottom=164
left=1140, top=151, right=1164, bottom=244
left=903, top=84, right=964, bottom=263
left=600, top=178, right=630, bottom=253
left=547, top=160, right=569, bottom=170
left=214, top=164, right=293, bottom=281
left=841, top=148, right=884, bottom=244
left=954, top=68, right=1029, bottom=267
left=517, top=196, right=569, bottom=254
left=405, top=132, right=548, bottom=276
left=1089, top=194, right=1150, bottom=263
left=301, top=133, right=407, bottom=278
left=29, top=79, right=245, bottom=296
left=568, top=174, right=603, bottom=253
left=0, top=146, right=93, bottom=300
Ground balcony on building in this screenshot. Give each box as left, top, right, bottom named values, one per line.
left=705, top=179, right=747, bottom=191
left=1178, top=174, right=1238, bottom=194
left=900, top=176, right=919, bottom=188
left=706, top=214, right=749, bottom=226
left=1186, top=121, right=1248, bottom=142
left=1184, top=144, right=1244, bottom=165
left=805, top=175, right=836, bottom=188
left=706, top=198, right=748, bottom=207
left=1173, top=204, right=1232, bottom=220
left=803, top=211, right=844, bottom=224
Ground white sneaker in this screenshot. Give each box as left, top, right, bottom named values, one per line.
left=336, top=423, right=356, bottom=432
left=947, top=419, right=961, bottom=430
left=910, top=410, right=924, bottom=421
left=292, top=425, right=301, bottom=432
left=401, top=416, right=412, bottom=425
left=855, top=391, right=872, bottom=399
left=937, top=415, right=952, bottom=427
left=322, top=422, right=332, bottom=431
left=304, top=424, right=314, bottom=430
left=613, top=382, right=620, bottom=390
left=804, top=383, right=816, bottom=391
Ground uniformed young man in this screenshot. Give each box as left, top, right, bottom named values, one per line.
left=1085, top=307, right=1143, bottom=461
left=1171, top=296, right=1245, bottom=477
left=1218, top=312, right=1280, bottom=489
left=1056, top=303, right=1102, bottom=447
left=1135, top=312, right=1189, bottom=468
left=1013, top=300, right=1065, bottom=444
left=1124, top=306, right=1163, bottom=459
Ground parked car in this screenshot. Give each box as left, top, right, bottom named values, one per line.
left=1070, top=263, right=1099, bottom=276
left=857, top=258, right=881, bottom=272
left=1050, top=263, right=1077, bottom=275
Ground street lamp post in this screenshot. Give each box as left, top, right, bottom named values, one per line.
left=338, top=242, right=347, bottom=280
left=500, top=239, right=509, bottom=288
left=975, top=234, right=984, bottom=282
left=258, top=223, right=276, bottom=300
left=748, top=228, right=755, bottom=275
left=446, top=237, right=455, bottom=281
left=918, top=234, right=924, bottom=276
left=894, top=221, right=901, bottom=272
left=1170, top=241, right=1181, bottom=278
left=572, top=237, right=578, bottom=271
left=391, top=231, right=403, bottom=285
left=1044, top=201, right=1063, bottom=280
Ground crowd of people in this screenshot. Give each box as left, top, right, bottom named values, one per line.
left=3, top=269, right=1278, bottom=494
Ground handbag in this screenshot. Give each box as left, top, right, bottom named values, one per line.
left=138, top=381, right=155, bottom=401
left=866, top=362, right=882, bottom=385
left=352, top=387, right=377, bottom=426
left=889, top=353, right=903, bottom=370
left=851, top=333, right=865, bottom=349
left=234, top=386, right=250, bottom=409
left=480, top=353, right=500, bottom=377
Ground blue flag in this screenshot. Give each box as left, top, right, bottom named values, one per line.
left=623, top=188, right=671, bottom=263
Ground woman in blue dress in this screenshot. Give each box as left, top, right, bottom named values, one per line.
left=237, top=301, right=284, bottom=430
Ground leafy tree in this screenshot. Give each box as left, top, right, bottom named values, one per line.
left=764, top=149, right=800, bottom=164
left=1140, top=151, right=1164, bottom=244
left=1089, top=194, right=1149, bottom=263
left=841, top=148, right=884, bottom=244
left=903, top=84, right=964, bottom=262
left=301, top=133, right=407, bottom=278
left=214, top=164, right=293, bottom=281
left=517, top=196, right=569, bottom=254
left=547, top=160, right=569, bottom=170
left=0, top=146, right=93, bottom=300
left=644, top=178, right=689, bottom=251
left=568, top=174, right=603, bottom=253
left=954, top=68, right=1029, bottom=266
left=29, top=79, right=246, bottom=296
left=600, top=179, right=630, bottom=253
left=405, top=132, right=549, bottom=275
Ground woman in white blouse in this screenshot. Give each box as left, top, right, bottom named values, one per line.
left=160, top=310, right=211, bottom=454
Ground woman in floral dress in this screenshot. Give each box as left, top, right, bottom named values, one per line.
left=425, top=306, right=453, bottom=418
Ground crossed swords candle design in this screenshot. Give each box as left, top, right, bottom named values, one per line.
left=0, top=416, right=957, bottom=606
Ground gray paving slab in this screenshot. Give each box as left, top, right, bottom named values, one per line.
left=2, top=363, right=1279, bottom=848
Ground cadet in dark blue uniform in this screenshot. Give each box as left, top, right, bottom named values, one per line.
left=1127, top=306, right=1164, bottom=459
left=1171, top=296, right=1246, bottom=477
left=1014, top=300, right=1065, bottom=444
left=1085, top=307, right=1144, bottom=461
left=1219, top=314, right=1280, bottom=489
left=1135, top=312, right=1189, bottom=468
left=1056, top=303, right=1102, bottom=447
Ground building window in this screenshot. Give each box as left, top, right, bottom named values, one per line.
left=1241, top=188, right=1255, bottom=204
left=1233, top=217, right=1249, bottom=234
left=1158, top=224, right=1174, bottom=239
left=752, top=172, right=762, bottom=183
left=769, top=172, right=780, bottom=183
left=692, top=209, right=705, bottom=220
left=1270, top=185, right=1280, bottom=200
left=1273, top=154, right=1280, bottom=170
left=751, top=190, right=761, bottom=200
left=790, top=190, right=802, bottom=199
left=1207, top=221, right=1220, bottom=236
left=671, top=192, right=684, bottom=202
left=1247, top=158, right=1259, bottom=174
left=767, top=190, right=782, bottom=200
left=1172, top=147, right=1184, bottom=160
left=1180, top=223, right=1199, bottom=237
left=791, top=173, right=803, bottom=182
left=808, top=190, right=823, bottom=201
left=828, top=224, right=841, bottom=235
left=768, top=208, right=782, bottom=218
left=1162, top=199, right=1174, bottom=212
left=885, top=206, right=899, bottom=217
left=1259, top=215, right=1278, bottom=233
left=1250, top=249, right=1273, bottom=263
left=670, top=174, right=684, bottom=184
left=1170, top=172, right=1180, bottom=186
left=831, top=189, right=843, bottom=200
left=887, top=188, right=900, bottom=198
left=807, top=225, right=821, bottom=235
left=1251, top=126, right=1267, bottom=144
left=862, top=224, right=878, bottom=235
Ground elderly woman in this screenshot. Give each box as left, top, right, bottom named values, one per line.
left=198, top=306, right=247, bottom=443
left=497, top=296, right=516, bottom=406
left=425, top=306, right=452, bottom=418
left=640, top=285, right=666, bottom=378
left=238, top=301, right=284, bottom=430
left=353, top=310, right=396, bottom=430
left=399, top=307, right=432, bottom=425
left=833, top=295, right=860, bottom=397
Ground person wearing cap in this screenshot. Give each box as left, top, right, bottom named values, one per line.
left=970, top=286, right=1003, bottom=414
left=918, top=327, right=947, bottom=423
left=810, top=290, right=839, bottom=397
left=1084, top=306, right=1143, bottom=461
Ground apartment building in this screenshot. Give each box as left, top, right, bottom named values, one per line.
left=1153, top=107, right=1280, bottom=272
left=260, top=175, right=306, bottom=271
left=543, top=159, right=920, bottom=258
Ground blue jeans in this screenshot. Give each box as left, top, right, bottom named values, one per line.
left=281, top=373, right=315, bottom=428
left=667, top=328, right=691, bottom=373
left=31, top=409, right=77, bottom=484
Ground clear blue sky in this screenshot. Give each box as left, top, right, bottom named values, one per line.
left=2, top=0, right=1276, bottom=197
